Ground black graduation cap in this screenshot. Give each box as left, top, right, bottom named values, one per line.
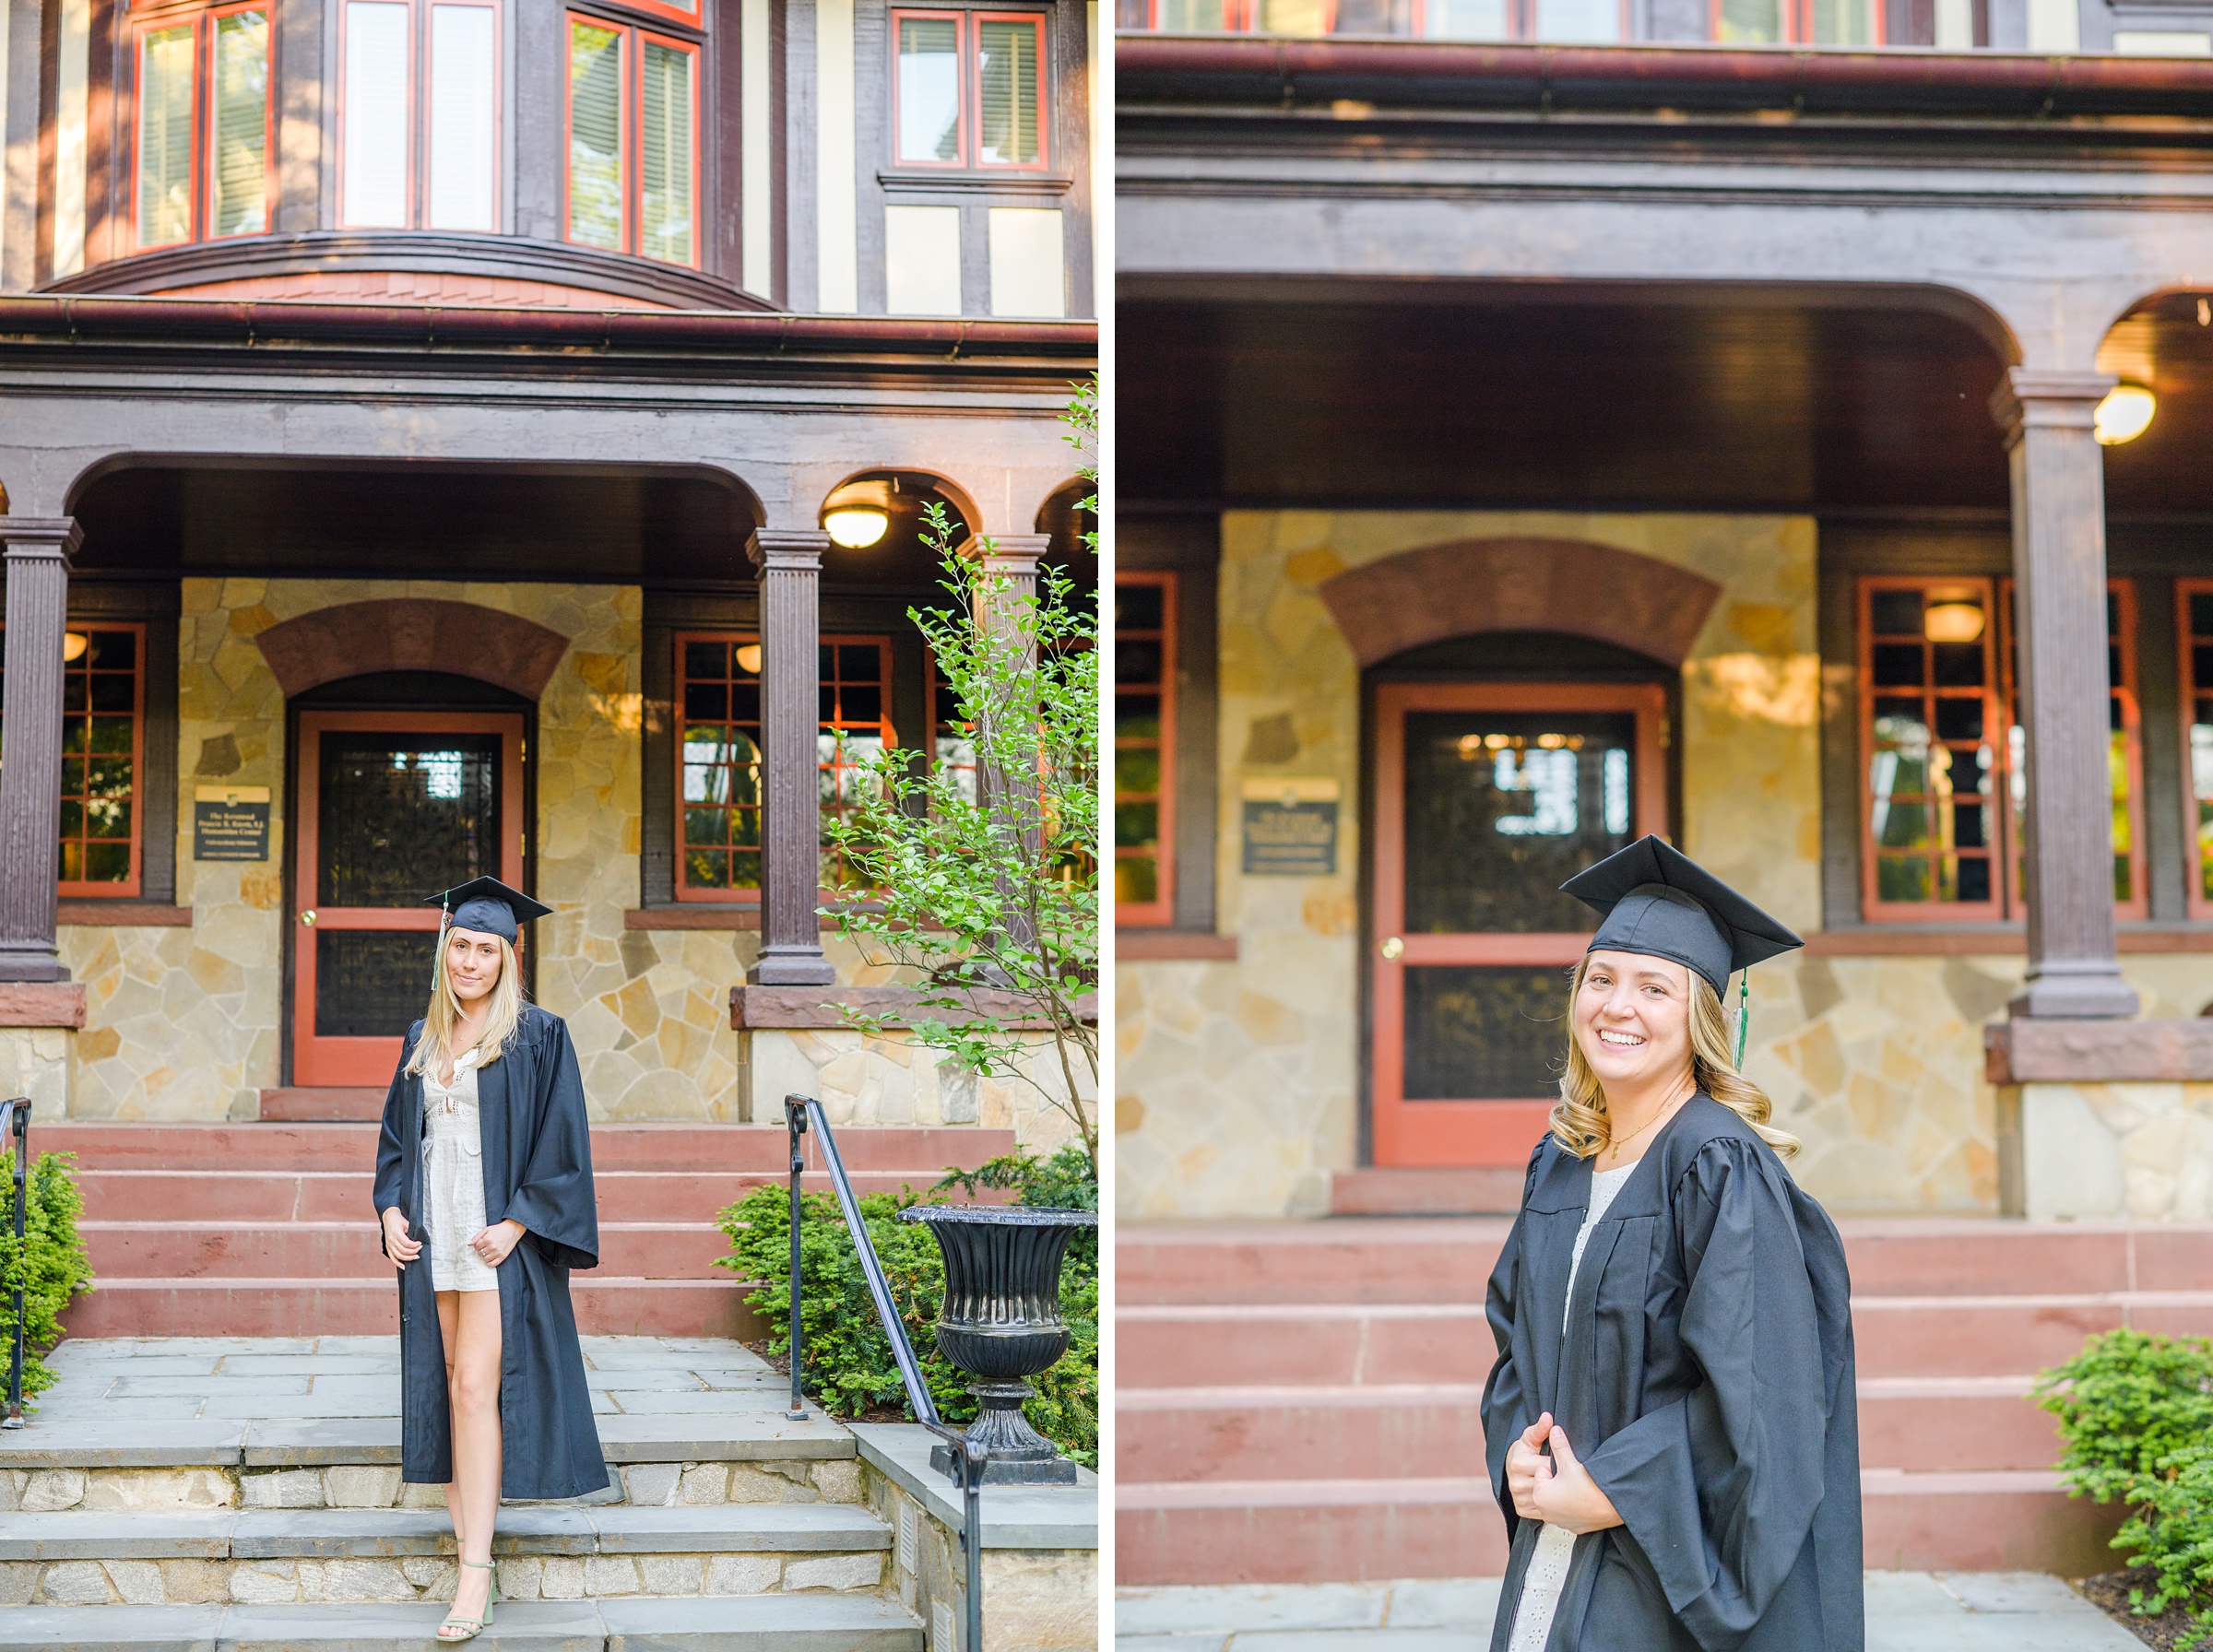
left=1560, top=835, right=1802, bottom=999
left=422, top=876, right=552, bottom=944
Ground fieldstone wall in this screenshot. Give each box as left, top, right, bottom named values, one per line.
left=0, top=1026, right=70, bottom=1115
left=743, top=1026, right=1093, bottom=1150
left=2002, top=1080, right=2213, bottom=1221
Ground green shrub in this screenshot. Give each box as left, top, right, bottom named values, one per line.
left=2036, top=1328, right=2213, bottom=1641
left=0, top=1150, right=95, bottom=1401
left=715, top=1147, right=1097, bottom=1469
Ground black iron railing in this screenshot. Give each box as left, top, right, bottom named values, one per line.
left=1, top=1097, right=29, bottom=1430
left=784, top=1093, right=987, bottom=1652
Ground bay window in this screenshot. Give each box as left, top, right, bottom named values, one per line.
left=892, top=10, right=1047, bottom=170
left=134, top=4, right=271, bottom=251
left=339, top=0, right=500, bottom=232
left=566, top=14, right=700, bottom=265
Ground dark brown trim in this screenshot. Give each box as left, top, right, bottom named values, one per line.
left=627, top=906, right=852, bottom=929
left=1117, top=929, right=1238, bottom=960
left=57, top=901, right=192, bottom=926
left=253, top=599, right=572, bottom=699
left=1117, top=35, right=2213, bottom=118
left=1805, top=925, right=2213, bottom=955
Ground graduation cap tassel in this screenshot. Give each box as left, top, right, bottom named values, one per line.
left=1734, top=969, right=1751, bottom=1070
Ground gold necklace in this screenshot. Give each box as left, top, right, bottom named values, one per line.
left=1600, top=1087, right=1690, bottom=1168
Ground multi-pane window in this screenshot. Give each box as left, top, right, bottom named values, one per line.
left=1859, top=576, right=2142, bottom=924
left=675, top=634, right=895, bottom=899
left=892, top=12, right=1047, bottom=170
left=1115, top=0, right=1624, bottom=36
left=928, top=649, right=979, bottom=805
left=0, top=625, right=144, bottom=896
left=134, top=4, right=271, bottom=250
left=1998, top=580, right=2144, bottom=918
left=1713, top=0, right=1879, bottom=42
left=2177, top=584, right=2213, bottom=919
left=339, top=0, right=499, bottom=231
left=566, top=14, right=700, bottom=264
left=1115, top=574, right=1175, bottom=926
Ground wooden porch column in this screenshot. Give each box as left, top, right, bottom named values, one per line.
left=1990, top=371, right=2138, bottom=1020
left=746, top=528, right=835, bottom=985
left=0, top=519, right=82, bottom=983
left=974, top=534, right=1049, bottom=952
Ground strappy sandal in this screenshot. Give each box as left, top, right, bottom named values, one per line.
left=437, top=1556, right=500, bottom=1644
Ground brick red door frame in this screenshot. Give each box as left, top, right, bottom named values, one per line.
left=292, top=710, right=526, bottom=1086
left=1370, top=680, right=1668, bottom=1168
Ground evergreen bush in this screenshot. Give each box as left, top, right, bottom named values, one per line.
left=0, top=1150, right=95, bottom=1401
left=2036, top=1328, right=2213, bottom=1642
left=714, top=1144, right=1097, bottom=1469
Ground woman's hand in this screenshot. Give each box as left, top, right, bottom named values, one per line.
left=469, top=1219, right=526, bottom=1268
left=1525, top=1423, right=1625, bottom=1535
left=380, top=1207, right=420, bottom=1269
left=1506, top=1411, right=1555, bottom=1519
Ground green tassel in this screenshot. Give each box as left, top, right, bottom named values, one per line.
left=1734, top=969, right=1751, bottom=1069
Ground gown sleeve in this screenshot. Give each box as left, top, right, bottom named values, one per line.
left=502, top=1014, right=600, bottom=1271
left=1580, top=1137, right=1829, bottom=1651
left=1479, top=1140, right=1549, bottom=1539
left=371, top=1025, right=420, bottom=1258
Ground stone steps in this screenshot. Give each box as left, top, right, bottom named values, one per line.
left=78, top=1222, right=733, bottom=1281
left=0, top=1594, right=925, bottom=1650
left=62, top=1278, right=758, bottom=1340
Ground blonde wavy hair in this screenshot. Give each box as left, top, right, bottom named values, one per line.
left=405, top=928, right=527, bottom=1078
left=1549, top=951, right=1799, bottom=1160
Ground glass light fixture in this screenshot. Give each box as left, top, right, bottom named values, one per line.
left=2095, top=384, right=2156, bottom=446
left=1923, top=602, right=1986, bottom=643
left=62, top=631, right=89, bottom=662
left=735, top=643, right=763, bottom=675
left=822, top=507, right=890, bottom=549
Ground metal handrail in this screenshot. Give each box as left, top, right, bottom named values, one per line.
left=783, top=1092, right=987, bottom=1652
left=1, top=1097, right=28, bottom=1430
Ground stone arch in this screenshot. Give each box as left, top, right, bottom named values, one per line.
left=254, top=599, right=572, bottom=699
left=1319, top=537, right=1723, bottom=669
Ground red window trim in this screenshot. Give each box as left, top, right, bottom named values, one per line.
left=1133, top=0, right=1639, bottom=43
left=58, top=621, right=147, bottom=901
left=672, top=631, right=897, bottom=903
left=132, top=3, right=277, bottom=253
left=1707, top=0, right=1884, bottom=42
left=564, top=13, right=701, bottom=266
left=1858, top=575, right=2005, bottom=925
left=888, top=8, right=1048, bottom=171
left=1115, top=571, right=1176, bottom=928
left=337, top=0, right=504, bottom=234
left=1998, top=577, right=2145, bottom=923
left=616, top=0, right=705, bottom=27
left=2178, top=580, right=2213, bottom=923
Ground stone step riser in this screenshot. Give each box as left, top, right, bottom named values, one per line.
left=11, top=1462, right=864, bottom=1516
left=8, top=1552, right=892, bottom=1611
left=63, top=1280, right=763, bottom=1341
left=79, top=1224, right=734, bottom=1282
left=1117, top=1224, right=2213, bottom=1305
left=1118, top=1299, right=2213, bottom=1386
left=1115, top=1484, right=2125, bottom=1586
left=1115, top=1391, right=2068, bottom=1481
left=39, top=1125, right=1015, bottom=1175
left=76, top=1172, right=972, bottom=1225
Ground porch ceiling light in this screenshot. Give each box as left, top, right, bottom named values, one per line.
left=2095, top=384, right=2157, bottom=446
left=62, top=631, right=88, bottom=663
left=1923, top=602, right=1986, bottom=644
left=823, top=507, right=890, bottom=549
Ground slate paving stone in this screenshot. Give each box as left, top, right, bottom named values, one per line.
left=230, top=1507, right=598, bottom=1558
left=219, top=1599, right=607, bottom=1651
left=0, top=1602, right=225, bottom=1651
left=599, top=1393, right=799, bottom=1417
left=219, top=1356, right=397, bottom=1376
left=586, top=1505, right=891, bottom=1553
left=0, top=1511, right=236, bottom=1561
left=241, top=1420, right=403, bottom=1466
left=594, top=1419, right=853, bottom=1462
left=112, top=1376, right=313, bottom=1398
left=0, top=1422, right=247, bottom=1469
left=1118, top=1585, right=1391, bottom=1636
left=595, top=1591, right=924, bottom=1651
left=202, top=1395, right=402, bottom=1419
left=45, top=1358, right=225, bottom=1378
left=24, top=1398, right=214, bottom=1421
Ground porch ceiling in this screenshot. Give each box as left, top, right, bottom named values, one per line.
left=1120, top=283, right=2213, bottom=518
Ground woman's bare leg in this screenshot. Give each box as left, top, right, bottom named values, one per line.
left=440, top=1289, right=503, bottom=1625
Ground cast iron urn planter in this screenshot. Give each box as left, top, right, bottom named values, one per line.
left=897, top=1204, right=1097, bottom=1485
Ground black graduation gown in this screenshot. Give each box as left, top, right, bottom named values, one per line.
left=1479, top=1095, right=1863, bottom=1652
left=372, top=1003, right=610, bottom=1500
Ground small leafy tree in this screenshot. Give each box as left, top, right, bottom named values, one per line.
left=822, top=379, right=1099, bottom=1169
left=0, top=1150, right=95, bottom=1401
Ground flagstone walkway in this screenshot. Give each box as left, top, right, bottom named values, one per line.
left=1118, top=1571, right=2152, bottom=1650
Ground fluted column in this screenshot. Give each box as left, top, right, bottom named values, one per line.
left=0, top=519, right=82, bottom=983
left=746, top=528, right=835, bottom=985
left=974, top=534, right=1048, bottom=953
left=1990, top=371, right=2138, bottom=1019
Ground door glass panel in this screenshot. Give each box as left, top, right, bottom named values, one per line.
left=1403, top=965, right=1568, bottom=1100
left=1401, top=710, right=1638, bottom=934
left=318, top=732, right=501, bottom=907
left=316, top=930, right=439, bottom=1035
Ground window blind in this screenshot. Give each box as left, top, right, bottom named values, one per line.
left=209, top=10, right=269, bottom=237
left=429, top=6, right=497, bottom=230
left=568, top=18, right=624, bottom=249
left=976, top=20, right=1039, bottom=165
left=897, top=18, right=961, bottom=164
left=343, top=2, right=411, bottom=226
left=640, top=40, right=693, bottom=263
left=136, top=25, right=196, bottom=247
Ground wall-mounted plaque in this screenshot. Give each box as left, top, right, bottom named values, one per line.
left=1241, top=777, right=1341, bottom=876
left=195, top=785, right=271, bottom=862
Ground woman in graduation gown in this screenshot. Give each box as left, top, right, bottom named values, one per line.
left=1480, top=836, right=1862, bottom=1652
left=373, top=877, right=608, bottom=1645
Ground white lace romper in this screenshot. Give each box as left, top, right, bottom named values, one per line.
left=1506, top=1160, right=1638, bottom=1652
left=421, top=1047, right=500, bottom=1293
